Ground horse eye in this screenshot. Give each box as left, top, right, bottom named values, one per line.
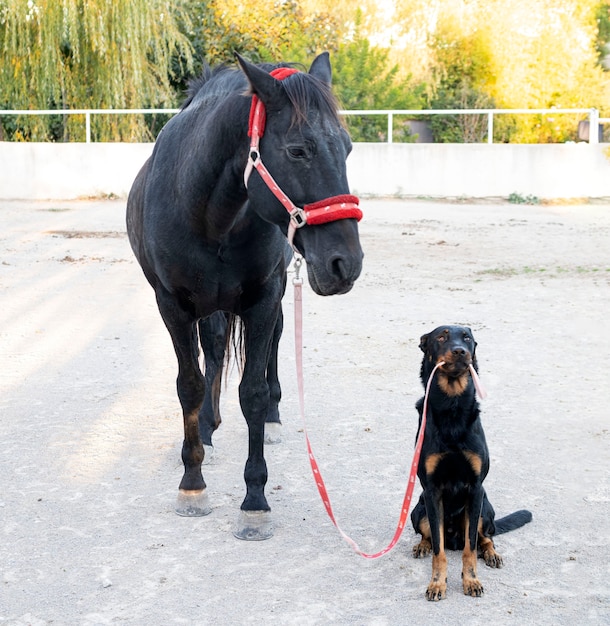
left=287, top=145, right=309, bottom=160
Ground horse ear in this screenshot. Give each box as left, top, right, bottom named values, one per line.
left=235, top=52, right=283, bottom=104
left=308, top=51, right=332, bottom=85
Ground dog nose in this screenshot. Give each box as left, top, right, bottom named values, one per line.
left=452, top=347, right=467, bottom=357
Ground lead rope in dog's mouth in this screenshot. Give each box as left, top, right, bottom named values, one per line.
left=469, top=363, right=487, bottom=399
left=292, top=262, right=486, bottom=558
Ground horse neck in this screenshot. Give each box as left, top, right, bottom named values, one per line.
left=180, top=96, right=252, bottom=238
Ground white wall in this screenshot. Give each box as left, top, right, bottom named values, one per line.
left=1, top=141, right=609, bottom=200
left=347, top=143, right=610, bottom=199
left=0, top=143, right=153, bottom=200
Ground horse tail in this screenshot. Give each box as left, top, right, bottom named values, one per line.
left=224, top=313, right=245, bottom=378
left=494, top=509, right=533, bottom=535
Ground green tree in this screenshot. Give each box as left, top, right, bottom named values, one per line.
left=176, top=2, right=428, bottom=142
left=595, top=0, right=610, bottom=64
left=332, top=23, right=427, bottom=142
left=427, top=18, right=496, bottom=142
left=0, top=0, right=192, bottom=141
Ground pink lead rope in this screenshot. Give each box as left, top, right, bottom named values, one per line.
left=469, top=363, right=487, bottom=399
left=293, top=260, right=487, bottom=558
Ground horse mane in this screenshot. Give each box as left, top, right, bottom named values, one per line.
left=181, top=61, right=342, bottom=128
left=181, top=64, right=226, bottom=110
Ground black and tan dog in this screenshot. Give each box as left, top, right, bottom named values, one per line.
left=411, top=325, right=532, bottom=601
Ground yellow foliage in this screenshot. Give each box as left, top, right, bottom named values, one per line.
left=390, top=0, right=610, bottom=141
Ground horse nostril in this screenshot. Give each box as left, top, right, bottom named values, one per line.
left=329, top=255, right=348, bottom=282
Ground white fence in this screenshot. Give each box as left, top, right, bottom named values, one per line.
left=1, top=107, right=607, bottom=144
left=2, top=106, right=609, bottom=199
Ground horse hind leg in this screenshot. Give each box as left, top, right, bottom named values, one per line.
left=198, top=312, right=229, bottom=463
left=212, top=311, right=283, bottom=445
left=156, top=288, right=211, bottom=517
left=264, top=309, right=283, bottom=444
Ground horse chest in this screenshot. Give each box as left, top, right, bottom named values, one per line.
left=171, top=246, right=281, bottom=317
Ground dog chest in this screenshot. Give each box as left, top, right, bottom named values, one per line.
left=424, top=449, right=484, bottom=484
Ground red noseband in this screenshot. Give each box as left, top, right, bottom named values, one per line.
left=303, top=194, right=362, bottom=225
left=244, top=67, right=362, bottom=246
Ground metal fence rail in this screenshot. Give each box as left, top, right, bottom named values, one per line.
left=0, top=107, right=605, bottom=144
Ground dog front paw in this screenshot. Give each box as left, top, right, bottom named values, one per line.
left=463, top=576, right=484, bottom=597
left=425, top=580, right=447, bottom=601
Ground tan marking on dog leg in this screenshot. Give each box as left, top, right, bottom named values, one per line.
left=478, top=518, right=503, bottom=568
left=462, top=515, right=484, bottom=597
left=426, top=521, right=447, bottom=601
left=426, top=553, right=448, bottom=601
left=413, top=517, right=432, bottom=558
left=413, top=537, right=432, bottom=558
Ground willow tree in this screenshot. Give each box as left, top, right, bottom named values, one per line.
left=0, top=0, right=193, bottom=141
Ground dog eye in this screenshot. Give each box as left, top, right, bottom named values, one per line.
left=437, top=335, right=446, bottom=343
left=463, top=336, right=471, bottom=342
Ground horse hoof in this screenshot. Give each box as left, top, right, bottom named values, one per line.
left=264, top=422, right=282, bottom=444
left=203, top=444, right=214, bottom=465
left=175, top=489, right=212, bottom=517
left=233, top=510, right=274, bottom=540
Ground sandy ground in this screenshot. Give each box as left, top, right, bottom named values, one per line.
left=0, top=197, right=609, bottom=625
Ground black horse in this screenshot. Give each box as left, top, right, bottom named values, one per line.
left=126, top=53, right=363, bottom=539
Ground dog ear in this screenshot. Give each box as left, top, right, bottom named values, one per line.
left=466, top=326, right=478, bottom=352
left=466, top=327, right=479, bottom=368
left=419, top=333, right=430, bottom=353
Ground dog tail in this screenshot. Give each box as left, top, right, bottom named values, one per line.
left=494, top=509, right=533, bottom=534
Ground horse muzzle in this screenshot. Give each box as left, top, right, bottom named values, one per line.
left=304, top=246, right=363, bottom=296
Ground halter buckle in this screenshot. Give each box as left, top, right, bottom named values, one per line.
left=289, top=207, right=307, bottom=229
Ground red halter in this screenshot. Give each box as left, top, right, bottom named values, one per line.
left=244, top=67, right=362, bottom=246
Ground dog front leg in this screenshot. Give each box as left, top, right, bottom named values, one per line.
left=424, top=491, right=447, bottom=601
left=462, top=487, right=484, bottom=597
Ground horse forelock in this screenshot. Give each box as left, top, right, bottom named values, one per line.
left=280, top=71, right=342, bottom=130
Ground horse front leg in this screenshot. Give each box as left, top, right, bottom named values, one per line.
left=155, top=288, right=211, bottom=517
left=233, top=303, right=279, bottom=541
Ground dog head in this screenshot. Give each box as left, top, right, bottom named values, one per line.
left=419, top=325, right=478, bottom=396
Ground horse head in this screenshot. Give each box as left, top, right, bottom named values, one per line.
left=236, top=53, right=364, bottom=296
